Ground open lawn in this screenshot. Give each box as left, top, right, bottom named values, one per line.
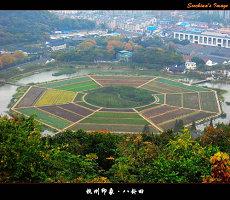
left=84, top=86, right=154, bottom=108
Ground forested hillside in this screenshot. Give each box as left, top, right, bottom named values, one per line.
left=0, top=114, right=229, bottom=183
left=0, top=11, right=95, bottom=45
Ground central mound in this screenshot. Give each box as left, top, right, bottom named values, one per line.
left=84, top=86, right=154, bottom=108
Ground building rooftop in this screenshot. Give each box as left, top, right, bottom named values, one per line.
left=201, top=31, right=229, bottom=38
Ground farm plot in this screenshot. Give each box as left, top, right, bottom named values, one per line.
left=15, top=87, right=46, bottom=108
left=166, top=93, right=182, bottom=107
left=182, top=92, right=200, bottom=110
left=90, top=75, right=153, bottom=87
left=155, top=94, right=165, bottom=104
left=79, top=111, right=150, bottom=125
left=159, top=111, right=214, bottom=130
left=17, top=107, right=71, bottom=130
left=71, top=123, right=158, bottom=133
left=56, top=80, right=100, bottom=92
left=39, top=76, right=91, bottom=89
left=84, top=86, right=154, bottom=108
left=74, top=92, right=85, bottom=102
left=200, top=91, right=219, bottom=113
left=141, top=105, right=177, bottom=118
left=141, top=80, right=188, bottom=94
left=149, top=108, right=194, bottom=124
left=76, top=101, right=100, bottom=111
left=39, top=105, right=84, bottom=122
left=59, top=103, right=93, bottom=116
left=100, top=108, right=135, bottom=112
left=156, top=77, right=210, bottom=92
left=135, top=103, right=162, bottom=112
left=35, top=89, right=76, bottom=106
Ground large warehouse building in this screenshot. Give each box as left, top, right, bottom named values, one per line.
left=173, top=30, right=230, bottom=48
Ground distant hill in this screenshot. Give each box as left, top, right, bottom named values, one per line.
left=0, top=11, right=95, bottom=46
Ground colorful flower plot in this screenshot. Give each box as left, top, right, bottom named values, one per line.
left=35, top=89, right=76, bottom=106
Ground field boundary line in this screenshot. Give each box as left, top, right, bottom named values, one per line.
left=197, top=92, right=202, bottom=110
left=56, top=106, right=85, bottom=117
left=72, top=101, right=96, bottom=112
left=140, top=104, right=165, bottom=113
left=75, top=122, right=152, bottom=127
left=181, top=93, right=183, bottom=107
left=83, top=116, right=148, bottom=120
left=61, top=107, right=102, bottom=132
left=140, top=86, right=163, bottom=94
left=34, top=88, right=48, bottom=106
left=158, top=110, right=200, bottom=126
left=72, top=92, right=78, bottom=103
left=133, top=102, right=159, bottom=109
left=214, top=90, right=222, bottom=114
left=88, top=75, right=103, bottom=86
left=137, top=77, right=157, bottom=88
left=143, top=84, right=174, bottom=93
left=133, top=108, right=163, bottom=132
left=82, top=93, right=103, bottom=109
left=99, top=110, right=135, bottom=113
left=13, top=108, right=61, bottom=131
left=36, top=107, right=73, bottom=123
left=147, top=107, right=181, bottom=119
left=12, top=86, right=32, bottom=109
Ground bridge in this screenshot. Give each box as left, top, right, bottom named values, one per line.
left=0, top=79, right=27, bottom=87
left=190, top=79, right=211, bottom=85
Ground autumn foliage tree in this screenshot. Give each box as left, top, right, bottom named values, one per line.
left=203, top=152, right=230, bottom=183
left=0, top=50, right=27, bottom=68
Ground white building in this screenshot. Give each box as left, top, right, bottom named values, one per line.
left=206, top=60, right=218, bottom=67
left=51, top=44, right=66, bottom=51
left=173, top=30, right=230, bottom=48
left=185, top=61, right=196, bottom=70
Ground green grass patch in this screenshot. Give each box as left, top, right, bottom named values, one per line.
left=57, top=81, right=99, bottom=92
left=84, top=86, right=154, bottom=108
left=39, top=76, right=91, bottom=88
left=74, top=92, right=85, bottom=102
left=92, top=112, right=141, bottom=119
left=156, top=77, right=210, bottom=92
left=155, top=94, right=165, bottom=104
left=81, top=117, right=149, bottom=125
left=17, top=107, right=71, bottom=129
